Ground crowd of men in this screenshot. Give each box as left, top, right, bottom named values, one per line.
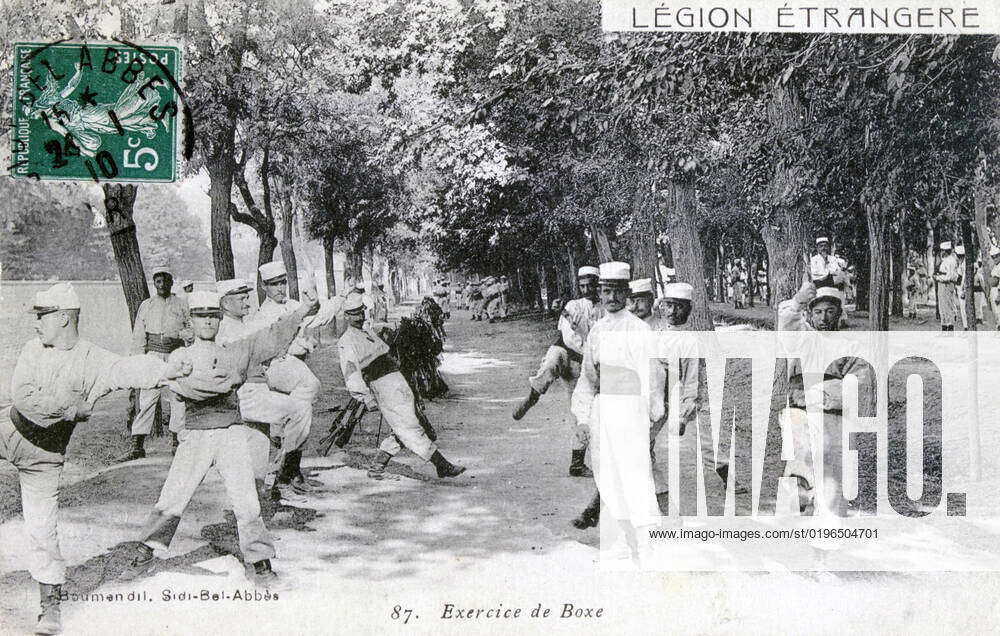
left=2, top=261, right=465, bottom=635
left=508, top=258, right=855, bottom=563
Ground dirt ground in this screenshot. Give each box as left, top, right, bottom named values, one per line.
left=1, top=303, right=999, bottom=634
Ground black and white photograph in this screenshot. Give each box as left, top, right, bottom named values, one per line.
left=2, top=0, right=1000, bottom=633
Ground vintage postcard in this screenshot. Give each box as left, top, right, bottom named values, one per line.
left=1, top=0, right=999, bottom=634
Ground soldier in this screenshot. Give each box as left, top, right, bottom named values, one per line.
left=3, top=283, right=191, bottom=634
left=512, top=266, right=604, bottom=477
left=461, top=280, right=473, bottom=311
left=338, top=296, right=466, bottom=479
left=639, top=280, right=745, bottom=515
left=119, top=262, right=192, bottom=462
left=372, top=282, right=390, bottom=323
left=905, top=265, right=920, bottom=318
left=570, top=262, right=659, bottom=560
left=777, top=277, right=875, bottom=519
left=120, top=290, right=318, bottom=585
left=250, top=261, right=323, bottom=493
left=214, top=279, right=321, bottom=505
left=469, top=279, right=486, bottom=320
left=934, top=241, right=960, bottom=331
left=810, top=237, right=843, bottom=289
left=486, top=274, right=510, bottom=321
left=432, top=278, right=451, bottom=318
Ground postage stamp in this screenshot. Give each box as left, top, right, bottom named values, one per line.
left=10, top=41, right=181, bottom=183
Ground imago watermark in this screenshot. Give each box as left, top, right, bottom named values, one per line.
left=591, top=331, right=1000, bottom=571
left=10, top=40, right=182, bottom=183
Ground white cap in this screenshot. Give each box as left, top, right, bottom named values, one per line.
left=940, top=241, right=952, bottom=251
left=955, top=245, right=965, bottom=256
left=150, top=262, right=172, bottom=277
left=599, top=261, right=631, bottom=282
left=628, top=278, right=654, bottom=295
left=662, top=282, right=693, bottom=301
left=29, top=282, right=81, bottom=314
left=188, top=291, right=222, bottom=315
left=816, top=237, right=829, bottom=244
left=217, top=278, right=252, bottom=296
left=810, top=287, right=844, bottom=308
left=991, top=246, right=1000, bottom=257
left=483, top=276, right=495, bottom=285
left=258, top=261, right=287, bottom=283
left=344, top=295, right=366, bottom=313
left=577, top=266, right=599, bottom=278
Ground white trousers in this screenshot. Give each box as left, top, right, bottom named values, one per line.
left=372, top=372, right=436, bottom=461
left=528, top=346, right=588, bottom=450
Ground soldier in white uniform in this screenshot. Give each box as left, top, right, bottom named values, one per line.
left=119, top=262, right=192, bottom=461
left=570, top=262, right=659, bottom=560
left=934, top=241, right=960, bottom=331
left=486, top=275, right=509, bottom=321
left=469, top=280, right=486, bottom=320
left=810, top=237, right=843, bottom=289
left=215, top=279, right=322, bottom=504
left=512, top=266, right=604, bottom=477
left=250, top=261, right=323, bottom=493
left=338, top=296, right=466, bottom=479
left=121, top=291, right=318, bottom=586
left=3, top=283, right=191, bottom=634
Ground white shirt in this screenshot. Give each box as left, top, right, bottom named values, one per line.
left=558, top=297, right=605, bottom=356
left=337, top=325, right=391, bottom=401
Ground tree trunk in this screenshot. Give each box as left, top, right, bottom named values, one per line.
left=208, top=157, right=236, bottom=280
left=973, top=170, right=997, bottom=326
left=659, top=175, right=713, bottom=330
left=865, top=203, right=892, bottom=331
left=961, top=220, right=977, bottom=330
left=760, top=200, right=810, bottom=311
left=102, top=184, right=149, bottom=323
left=278, top=190, right=299, bottom=301
left=566, top=246, right=577, bottom=296
left=324, top=235, right=337, bottom=298
left=590, top=224, right=613, bottom=263
left=630, top=182, right=659, bottom=279
left=890, top=224, right=905, bottom=317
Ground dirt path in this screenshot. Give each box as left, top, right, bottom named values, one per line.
left=1, top=306, right=1000, bottom=634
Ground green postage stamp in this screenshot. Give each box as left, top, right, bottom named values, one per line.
left=10, top=41, right=182, bottom=183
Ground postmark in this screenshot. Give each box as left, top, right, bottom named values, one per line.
left=9, top=40, right=183, bottom=183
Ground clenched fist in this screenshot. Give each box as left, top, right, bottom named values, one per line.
left=163, top=357, right=193, bottom=380
left=793, top=280, right=816, bottom=306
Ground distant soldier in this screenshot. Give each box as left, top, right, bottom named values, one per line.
left=473, top=278, right=492, bottom=320
left=905, top=265, right=921, bottom=318
left=486, top=275, right=509, bottom=322
left=468, top=280, right=484, bottom=320
left=250, top=261, right=323, bottom=494
left=119, top=290, right=318, bottom=586
left=372, top=282, right=390, bottom=323
left=461, top=280, right=473, bottom=311
left=4, top=283, right=191, bottom=634
left=432, top=278, right=451, bottom=318
left=810, top=237, right=841, bottom=289
left=120, top=262, right=192, bottom=462
left=513, top=266, right=603, bottom=478
left=338, top=296, right=466, bottom=479
left=934, top=242, right=960, bottom=331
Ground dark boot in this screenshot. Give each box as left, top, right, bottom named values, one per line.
left=367, top=450, right=393, bottom=479
left=511, top=389, right=540, bottom=421
left=571, top=493, right=601, bottom=529
left=430, top=451, right=466, bottom=478
left=276, top=451, right=313, bottom=494
left=36, top=583, right=61, bottom=635
left=250, top=559, right=278, bottom=586
left=569, top=450, right=593, bottom=478
left=115, top=435, right=146, bottom=463
left=118, top=541, right=155, bottom=581
left=170, top=432, right=179, bottom=456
